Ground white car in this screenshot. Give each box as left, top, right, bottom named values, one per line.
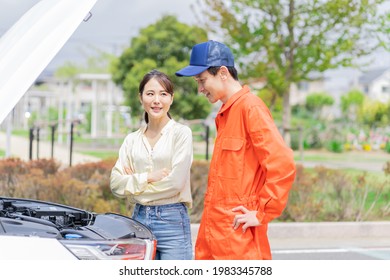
left=0, top=0, right=156, bottom=260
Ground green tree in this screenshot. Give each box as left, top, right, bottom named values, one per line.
left=340, top=89, right=365, bottom=121
left=359, top=99, right=390, bottom=127
left=110, top=15, right=210, bottom=121
left=305, top=92, right=334, bottom=114
left=341, top=90, right=365, bottom=113
left=305, top=92, right=334, bottom=122
left=197, top=0, right=387, bottom=146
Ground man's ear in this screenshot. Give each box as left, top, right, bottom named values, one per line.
left=219, top=66, right=228, bottom=80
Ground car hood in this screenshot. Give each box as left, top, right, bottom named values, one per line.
left=0, top=0, right=98, bottom=124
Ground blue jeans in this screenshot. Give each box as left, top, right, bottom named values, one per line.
left=132, top=203, right=193, bottom=260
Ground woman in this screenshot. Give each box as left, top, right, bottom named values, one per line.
left=110, top=70, right=193, bottom=260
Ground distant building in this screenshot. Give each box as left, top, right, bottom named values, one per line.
left=290, top=78, right=326, bottom=106
left=6, top=73, right=126, bottom=144
left=247, top=74, right=326, bottom=106
left=357, top=67, right=390, bottom=103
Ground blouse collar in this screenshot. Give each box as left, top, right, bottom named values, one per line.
left=140, top=118, right=175, bottom=135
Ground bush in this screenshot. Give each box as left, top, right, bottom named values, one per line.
left=280, top=165, right=389, bottom=222
left=189, top=160, right=209, bottom=223
left=1, top=158, right=388, bottom=222
left=278, top=165, right=324, bottom=221
left=386, top=142, right=390, bottom=153
left=0, top=158, right=121, bottom=214
left=303, top=127, right=323, bottom=149
left=326, top=140, right=344, bottom=153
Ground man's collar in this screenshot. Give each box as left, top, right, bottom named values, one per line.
left=218, top=85, right=250, bottom=114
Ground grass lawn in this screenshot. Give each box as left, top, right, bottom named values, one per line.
left=78, top=150, right=118, bottom=160
left=76, top=143, right=389, bottom=167
left=11, top=129, right=29, bottom=138
left=295, top=149, right=389, bottom=163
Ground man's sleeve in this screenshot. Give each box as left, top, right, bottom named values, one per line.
left=246, top=102, right=296, bottom=224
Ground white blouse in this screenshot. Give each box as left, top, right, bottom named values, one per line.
left=110, top=119, right=193, bottom=208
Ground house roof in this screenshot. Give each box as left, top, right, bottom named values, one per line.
left=359, top=67, right=389, bottom=85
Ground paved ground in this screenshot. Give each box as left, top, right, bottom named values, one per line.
left=191, top=221, right=390, bottom=260
left=268, top=221, right=390, bottom=260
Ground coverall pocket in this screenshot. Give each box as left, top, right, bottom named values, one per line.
left=210, top=207, right=260, bottom=259
left=217, top=137, right=244, bottom=179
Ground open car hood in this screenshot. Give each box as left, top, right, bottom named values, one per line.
left=0, top=0, right=98, bottom=124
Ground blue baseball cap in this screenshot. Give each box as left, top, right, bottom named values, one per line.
left=175, top=40, right=235, bottom=77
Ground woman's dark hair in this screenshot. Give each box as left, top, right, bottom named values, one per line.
left=139, top=69, right=173, bottom=123
left=207, top=66, right=239, bottom=81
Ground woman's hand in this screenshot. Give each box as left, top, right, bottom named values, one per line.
left=123, top=166, right=133, bottom=175
left=232, top=206, right=260, bottom=233
left=147, top=168, right=170, bottom=183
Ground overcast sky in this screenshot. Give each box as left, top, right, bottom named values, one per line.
left=0, top=0, right=198, bottom=72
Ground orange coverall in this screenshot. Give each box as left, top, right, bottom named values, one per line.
left=195, top=85, right=296, bottom=260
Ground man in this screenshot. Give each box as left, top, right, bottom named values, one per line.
left=176, top=40, right=296, bottom=260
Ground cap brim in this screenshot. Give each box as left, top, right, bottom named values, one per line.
left=175, top=65, right=209, bottom=77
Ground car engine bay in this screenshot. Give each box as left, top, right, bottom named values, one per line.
left=0, top=196, right=154, bottom=241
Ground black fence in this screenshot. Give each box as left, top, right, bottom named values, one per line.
left=28, top=119, right=80, bottom=166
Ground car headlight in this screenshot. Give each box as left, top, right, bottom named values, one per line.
left=61, top=239, right=156, bottom=260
